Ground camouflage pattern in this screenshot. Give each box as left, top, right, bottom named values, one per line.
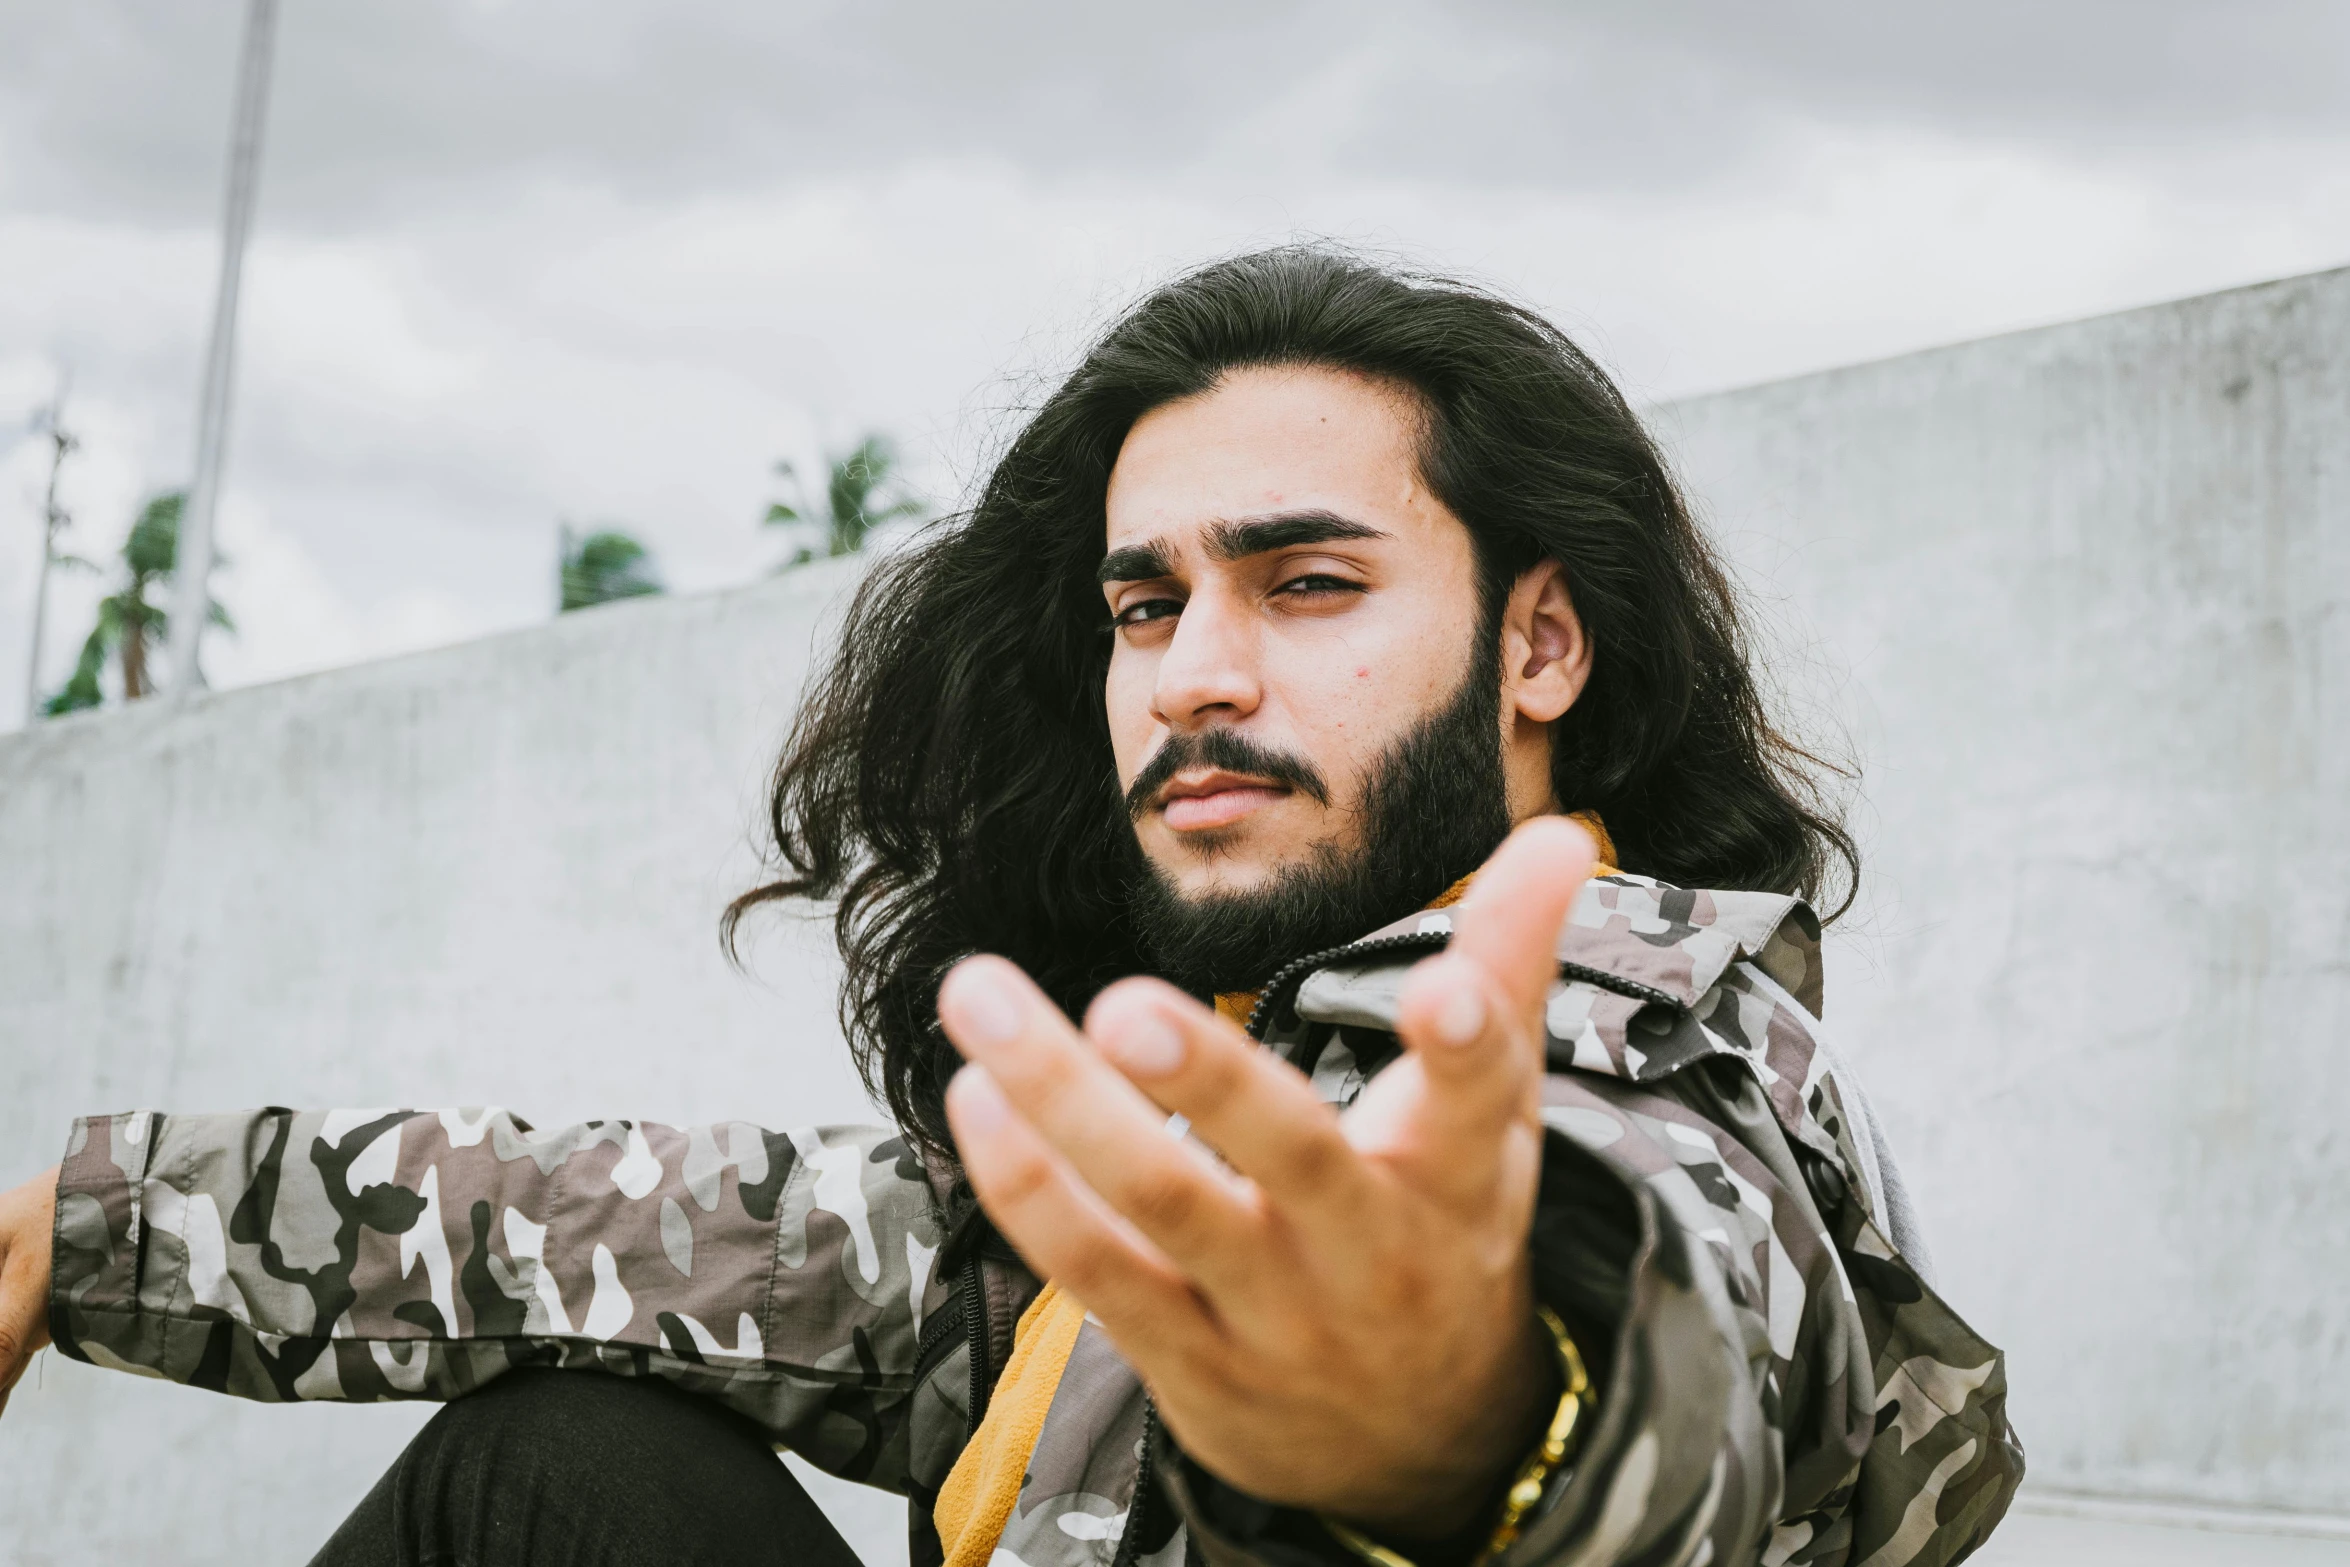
left=51, top=873, right=2019, bottom=1567
left=50, top=1109, right=957, bottom=1488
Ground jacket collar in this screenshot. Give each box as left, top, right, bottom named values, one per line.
left=1275, top=872, right=1823, bottom=1054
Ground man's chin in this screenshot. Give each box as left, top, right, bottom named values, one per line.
left=1140, top=824, right=1310, bottom=893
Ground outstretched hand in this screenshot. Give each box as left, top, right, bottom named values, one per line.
left=938, top=817, right=1595, bottom=1540
left=0, top=1166, right=58, bottom=1420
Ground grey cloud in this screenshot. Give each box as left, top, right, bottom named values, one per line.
left=6, top=0, right=2345, bottom=232
left=1583, top=0, right=2350, bottom=139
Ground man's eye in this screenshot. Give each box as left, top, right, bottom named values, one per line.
left=1115, top=598, right=1183, bottom=627
left=1276, top=573, right=1363, bottom=599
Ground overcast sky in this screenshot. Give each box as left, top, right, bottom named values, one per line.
left=5, top=0, right=2348, bottom=722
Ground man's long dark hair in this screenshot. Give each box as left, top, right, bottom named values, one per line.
left=725, top=246, right=1856, bottom=1163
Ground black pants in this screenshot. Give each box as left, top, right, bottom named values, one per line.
left=313, top=1370, right=867, bottom=1567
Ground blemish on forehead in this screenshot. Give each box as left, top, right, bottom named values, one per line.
left=1355, top=666, right=1369, bottom=678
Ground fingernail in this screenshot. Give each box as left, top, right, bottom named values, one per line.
left=948, top=964, right=1022, bottom=1048
left=949, top=1066, right=1010, bottom=1133
left=1106, top=1012, right=1185, bottom=1077
left=1433, top=983, right=1486, bottom=1047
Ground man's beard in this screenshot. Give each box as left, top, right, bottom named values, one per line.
left=1124, top=634, right=1514, bottom=997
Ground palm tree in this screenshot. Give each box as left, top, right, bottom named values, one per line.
left=558, top=523, right=664, bottom=612
left=46, top=491, right=232, bottom=714
left=765, top=434, right=926, bottom=568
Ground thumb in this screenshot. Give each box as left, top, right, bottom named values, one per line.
left=1369, top=821, right=1595, bottom=1201
left=1444, top=816, right=1597, bottom=1018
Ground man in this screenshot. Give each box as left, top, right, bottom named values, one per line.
left=0, top=248, right=2019, bottom=1567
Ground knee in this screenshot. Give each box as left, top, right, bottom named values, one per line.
left=327, top=1371, right=843, bottom=1567
left=398, top=1370, right=598, bottom=1501
left=373, top=1372, right=693, bottom=1560
left=413, top=1367, right=691, bottom=1484
left=410, top=1368, right=801, bottom=1510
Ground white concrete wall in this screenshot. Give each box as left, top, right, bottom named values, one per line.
left=3, top=267, right=2347, bottom=1559
left=1656, top=265, right=2350, bottom=1513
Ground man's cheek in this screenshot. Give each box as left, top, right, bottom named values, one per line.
left=1102, top=711, right=1148, bottom=791
left=1104, top=676, right=1157, bottom=784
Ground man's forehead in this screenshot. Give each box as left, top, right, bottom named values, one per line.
left=1102, top=364, right=1432, bottom=556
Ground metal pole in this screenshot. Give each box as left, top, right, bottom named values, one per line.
left=24, top=384, right=77, bottom=725
left=165, top=0, right=279, bottom=696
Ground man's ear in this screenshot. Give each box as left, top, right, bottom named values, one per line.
left=1498, top=559, right=1590, bottom=725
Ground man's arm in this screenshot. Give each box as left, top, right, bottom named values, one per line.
left=9, top=1106, right=948, bottom=1491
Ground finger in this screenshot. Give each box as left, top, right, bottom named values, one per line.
left=939, top=959, right=1265, bottom=1290
left=1447, top=816, right=1598, bottom=1016
left=1397, top=818, right=1594, bottom=1095
left=1379, top=820, right=1594, bottom=1195
left=1086, top=977, right=1373, bottom=1229
left=945, top=1065, right=1218, bottom=1360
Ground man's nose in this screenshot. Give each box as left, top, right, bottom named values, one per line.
left=1150, top=589, right=1262, bottom=730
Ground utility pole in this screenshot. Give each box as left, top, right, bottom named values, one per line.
left=164, top=0, right=279, bottom=697
left=23, top=384, right=79, bottom=726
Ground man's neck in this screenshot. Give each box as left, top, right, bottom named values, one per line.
left=1211, top=810, right=1616, bottom=1026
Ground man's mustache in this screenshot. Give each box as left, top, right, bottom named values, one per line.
left=1124, top=728, right=1332, bottom=820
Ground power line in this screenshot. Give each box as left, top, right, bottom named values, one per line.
left=23, top=381, right=78, bottom=726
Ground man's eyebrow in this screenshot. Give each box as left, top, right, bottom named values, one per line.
left=1206, top=510, right=1386, bottom=562
left=1096, top=510, right=1387, bottom=584
left=1097, top=541, right=1176, bottom=585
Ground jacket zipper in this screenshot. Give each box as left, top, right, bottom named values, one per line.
left=909, top=1292, right=966, bottom=1390
left=1110, top=1401, right=1160, bottom=1567
left=959, top=1257, right=994, bottom=1437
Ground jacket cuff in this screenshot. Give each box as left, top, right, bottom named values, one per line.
left=49, top=1112, right=164, bottom=1365
left=1158, top=1384, right=1595, bottom=1567
left=1161, top=1450, right=1363, bottom=1567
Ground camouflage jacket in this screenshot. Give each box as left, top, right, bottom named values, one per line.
left=50, top=876, right=2021, bottom=1567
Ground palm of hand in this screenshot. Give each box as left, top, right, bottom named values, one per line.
left=938, top=818, right=1593, bottom=1539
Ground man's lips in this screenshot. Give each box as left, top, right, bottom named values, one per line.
left=1156, top=770, right=1292, bottom=832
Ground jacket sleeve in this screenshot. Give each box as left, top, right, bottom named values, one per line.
left=47, top=1105, right=950, bottom=1491
left=1498, top=1050, right=2019, bottom=1567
